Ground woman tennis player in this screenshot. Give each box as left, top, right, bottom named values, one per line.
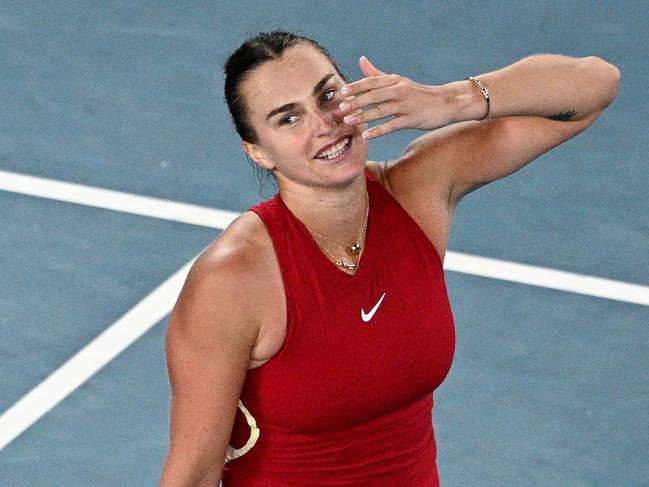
left=160, top=30, right=619, bottom=486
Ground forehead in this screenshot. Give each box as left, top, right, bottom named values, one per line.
left=242, top=44, right=340, bottom=117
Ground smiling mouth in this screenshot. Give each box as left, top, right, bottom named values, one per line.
left=315, top=136, right=352, bottom=160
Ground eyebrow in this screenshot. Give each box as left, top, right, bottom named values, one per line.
left=265, top=73, right=336, bottom=121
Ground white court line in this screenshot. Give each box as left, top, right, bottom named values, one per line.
left=0, top=257, right=197, bottom=450
left=0, top=169, right=238, bottom=229
left=0, top=170, right=648, bottom=450
left=444, top=251, right=649, bottom=307
left=1, top=169, right=647, bottom=305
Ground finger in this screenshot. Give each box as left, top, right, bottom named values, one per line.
left=359, top=56, right=385, bottom=77
left=362, top=116, right=409, bottom=140
left=339, top=84, right=400, bottom=114
left=345, top=107, right=364, bottom=118
left=341, top=74, right=399, bottom=96
left=344, top=101, right=400, bottom=125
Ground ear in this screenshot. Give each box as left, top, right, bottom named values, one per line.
left=242, top=140, right=275, bottom=170
left=359, top=56, right=385, bottom=77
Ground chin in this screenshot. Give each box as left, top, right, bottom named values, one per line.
left=331, top=142, right=367, bottom=180
left=327, top=160, right=368, bottom=189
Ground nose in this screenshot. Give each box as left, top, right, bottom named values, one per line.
left=312, top=106, right=342, bottom=136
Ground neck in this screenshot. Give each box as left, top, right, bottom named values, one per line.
left=277, top=172, right=369, bottom=243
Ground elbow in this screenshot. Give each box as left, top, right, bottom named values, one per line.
left=584, top=56, right=621, bottom=108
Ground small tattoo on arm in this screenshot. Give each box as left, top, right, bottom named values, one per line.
left=548, top=109, right=577, bottom=121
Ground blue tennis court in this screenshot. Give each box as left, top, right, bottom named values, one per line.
left=1, top=2, right=647, bottom=486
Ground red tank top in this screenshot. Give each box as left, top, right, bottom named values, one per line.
left=221, top=169, right=455, bottom=486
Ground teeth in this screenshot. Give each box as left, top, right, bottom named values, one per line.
left=317, top=137, right=350, bottom=159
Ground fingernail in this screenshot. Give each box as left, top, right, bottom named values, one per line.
left=344, top=115, right=356, bottom=124
left=362, top=130, right=370, bottom=139
left=341, top=86, right=351, bottom=95
left=339, top=101, right=350, bottom=111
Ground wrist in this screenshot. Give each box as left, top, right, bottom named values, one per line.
left=444, top=79, right=489, bottom=123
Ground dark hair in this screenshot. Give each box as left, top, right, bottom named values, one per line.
left=224, top=30, right=348, bottom=144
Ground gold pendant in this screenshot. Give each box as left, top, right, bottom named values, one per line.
left=336, top=259, right=359, bottom=271
left=350, top=243, right=361, bottom=255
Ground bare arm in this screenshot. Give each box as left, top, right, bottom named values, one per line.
left=339, top=54, right=620, bottom=206
left=160, top=241, right=261, bottom=486
left=419, top=54, right=622, bottom=204
left=452, top=53, right=620, bottom=123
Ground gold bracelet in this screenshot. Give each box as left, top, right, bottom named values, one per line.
left=465, top=76, right=490, bottom=120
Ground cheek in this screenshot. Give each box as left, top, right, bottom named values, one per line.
left=285, top=135, right=310, bottom=157
left=269, top=132, right=311, bottom=162
left=354, top=135, right=369, bottom=160
left=289, top=130, right=315, bottom=159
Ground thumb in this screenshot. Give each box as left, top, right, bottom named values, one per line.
left=359, top=55, right=385, bottom=77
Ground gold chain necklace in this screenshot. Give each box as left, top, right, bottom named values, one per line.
left=303, top=189, right=369, bottom=271
left=316, top=240, right=366, bottom=271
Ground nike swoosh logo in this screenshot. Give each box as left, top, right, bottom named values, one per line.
left=361, top=292, right=386, bottom=322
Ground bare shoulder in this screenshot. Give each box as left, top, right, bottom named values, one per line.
left=171, top=211, right=280, bottom=352
left=366, top=156, right=448, bottom=201
left=199, top=210, right=275, bottom=275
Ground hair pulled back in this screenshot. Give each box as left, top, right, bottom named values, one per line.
left=223, top=30, right=348, bottom=144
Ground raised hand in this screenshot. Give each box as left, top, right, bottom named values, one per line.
left=339, top=56, right=455, bottom=140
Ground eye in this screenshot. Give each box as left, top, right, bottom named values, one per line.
left=280, top=114, right=299, bottom=125
left=321, top=89, right=337, bottom=103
